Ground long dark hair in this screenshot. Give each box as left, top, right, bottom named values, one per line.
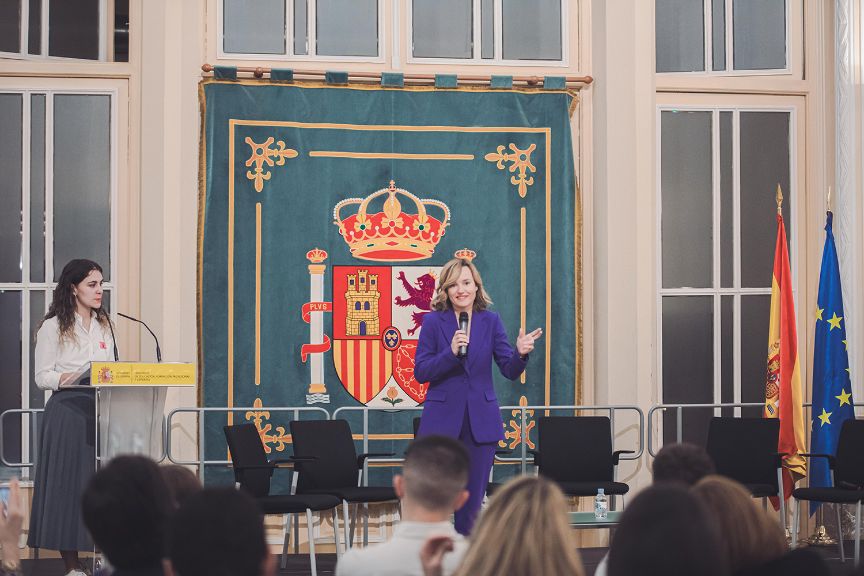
left=40, top=259, right=111, bottom=343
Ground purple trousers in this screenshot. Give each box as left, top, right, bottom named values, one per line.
left=453, top=407, right=497, bottom=535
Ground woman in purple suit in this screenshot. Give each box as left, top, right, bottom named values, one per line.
left=414, top=257, right=542, bottom=535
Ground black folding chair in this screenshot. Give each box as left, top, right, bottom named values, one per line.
left=791, top=419, right=864, bottom=565
left=223, top=424, right=341, bottom=575
left=704, top=417, right=786, bottom=524
left=530, top=416, right=632, bottom=508
left=289, top=419, right=397, bottom=549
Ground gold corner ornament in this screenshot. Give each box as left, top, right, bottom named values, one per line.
left=485, top=143, right=537, bottom=198
left=499, top=395, right=536, bottom=450
left=245, top=136, right=298, bottom=193
left=244, top=398, right=291, bottom=453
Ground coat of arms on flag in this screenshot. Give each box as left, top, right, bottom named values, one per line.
left=300, top=181, right=449, bottom=406
left=331, top=265, right=441, bottom=406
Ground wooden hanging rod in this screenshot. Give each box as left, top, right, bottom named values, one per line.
left=201, top=64, right=593, bottom=88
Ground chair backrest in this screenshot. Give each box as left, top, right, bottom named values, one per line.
left=412, top=417, right=421, bottom=438
left=834, top=419, right=864, bottom=488
left=289, top=419, right=359, bottom=492
left=537, top=416, right=615, bottom=482
left=223, top=424, right=271, bottom=498
left=705, top=417, right=780, bottom=487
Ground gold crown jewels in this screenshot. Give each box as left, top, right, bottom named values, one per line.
left=333, top=181, right=450, bottom=262
left=454, top=248, right=476, bottom=262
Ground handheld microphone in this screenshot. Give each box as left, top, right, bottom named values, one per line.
left=118, top=312, right=163, bottom=363
left=458, top=312, right=469, bottom=358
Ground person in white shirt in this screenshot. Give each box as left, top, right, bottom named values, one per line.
left=336, top=435, right=471, bottom=576
left=28, top=259, right=116, bottom=576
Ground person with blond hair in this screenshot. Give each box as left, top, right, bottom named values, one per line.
left=415, top=257, right=542, bottom=535
left=690, top=475, right=787, bottom=574
left=421, top=476, right=585, bottom=576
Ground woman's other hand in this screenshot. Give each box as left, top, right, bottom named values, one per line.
left=450, top=329, right=469, bottom=357
left=516, top=327, right=543, bottom=357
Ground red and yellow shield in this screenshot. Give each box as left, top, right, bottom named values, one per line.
left=332, top=265, right=439, bottom=405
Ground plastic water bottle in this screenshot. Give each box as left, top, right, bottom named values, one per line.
left=594, top=488, right=608, bottom=520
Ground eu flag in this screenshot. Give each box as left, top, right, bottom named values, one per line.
left=809, top=211, right=855, bottom=514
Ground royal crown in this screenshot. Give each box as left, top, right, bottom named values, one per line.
left=454, top=248, right=476, bottom=262
left=305, top=247, right=328, bottom=263
left=333, top=181, right=450, bottom=262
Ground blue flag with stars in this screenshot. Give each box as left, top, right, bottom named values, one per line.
left=809, top=211, right=855, bottom=514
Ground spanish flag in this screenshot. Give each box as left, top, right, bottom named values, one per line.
left=764, top=186, right=807, bottom=501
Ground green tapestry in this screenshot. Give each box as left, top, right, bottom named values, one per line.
left=199, top=78, right=580, bottom=484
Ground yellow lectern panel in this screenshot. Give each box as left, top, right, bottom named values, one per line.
left=90, top=362, right=196, bottom=386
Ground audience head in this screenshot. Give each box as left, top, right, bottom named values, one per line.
left=691, top=475, right=787, bottom=574
left=454, top=476, right=585, bottom=576
left=81, top=455, right=173, bottom=571
left=652, top=442, right=716, bottom=486
left=398, top=435, right=470, bottom=514
left=608, top=483, right=728, bottom=576
left=160, top=465, right=202, bottom=508
left=167, top=487, right=274, bottom=576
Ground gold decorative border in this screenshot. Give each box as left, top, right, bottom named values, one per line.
left=197, top=79, right=582, bottom=430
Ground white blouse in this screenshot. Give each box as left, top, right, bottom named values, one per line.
left=34, top=312, right=115, bottom=391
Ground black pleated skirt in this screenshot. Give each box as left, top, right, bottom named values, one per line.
left=27, top=388, right=95, bottom=551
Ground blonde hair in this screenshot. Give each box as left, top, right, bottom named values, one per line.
left=430, top=258, right=493, bottom=312
left=454, top=476, right=585, bottom=576
left=691, top=475, right=787, bottom=573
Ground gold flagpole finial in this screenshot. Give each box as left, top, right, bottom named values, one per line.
left=827, top=186, right=832, bottom=212
left=776, top=184, right=783, bottom=215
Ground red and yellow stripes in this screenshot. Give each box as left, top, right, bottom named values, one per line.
left=765, top=213, right=807, bottom=496
left=333, top=340, right=393, bottom=404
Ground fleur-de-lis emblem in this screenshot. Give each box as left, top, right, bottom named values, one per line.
left=245, top=137, right=298, bottom=193
left=244, top=398, right=291, bottom=453
left=485, top=143, right=537, bottom=198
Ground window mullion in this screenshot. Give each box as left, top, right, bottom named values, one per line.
left=285, top=0, right=293, bottom=57
left=307, top=0, right=316, bottom=56
left=493, top=0, right=502, bottom=62
left=45, top=92, right=54, bottom=285
left=41, top=0, right=49, bottom=57
left=732, top=109, right=742, bottom=412
left=703, top=0, right=713, bottom=72
left=725, top=0, right=733, bottom=71
left=20, top=0, right=29, bottom=55
left=712, top=109, right=722, bottom=409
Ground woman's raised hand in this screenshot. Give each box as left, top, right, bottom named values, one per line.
left=516, top=327, right=543, bottom=357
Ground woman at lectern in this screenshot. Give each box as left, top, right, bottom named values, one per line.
left=29, top=259, right=115, bottom=576
left=414, top=256, right=542, bottom=536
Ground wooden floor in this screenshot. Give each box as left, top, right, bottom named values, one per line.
left=17, top=545, right=860, bottom=576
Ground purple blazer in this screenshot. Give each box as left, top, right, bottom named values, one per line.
left=414, top=309, right=527, bottom=444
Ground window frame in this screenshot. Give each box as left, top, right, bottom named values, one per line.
left=655, top=95, right=807, bottom=428
left=0, top=0, right=111, bottom=62
left=0, top=80, right=123, bottom=475
left=656, top=0, right=798, bottom=78
left=216, top=0, right=387, bottom=63
left=405, top=0, right=570, bottom=67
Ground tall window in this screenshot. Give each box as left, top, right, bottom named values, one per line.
left=409, top=0, right=566, bottom=64
left=220, top=0, right=382, bottom=60
left=656, top=0, right=789, bottom=73
left=0, top=0, right=129, bottom=62
left=657, top=100, right=801, bottom=446
left=0, top=88, right=117, bottom=475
